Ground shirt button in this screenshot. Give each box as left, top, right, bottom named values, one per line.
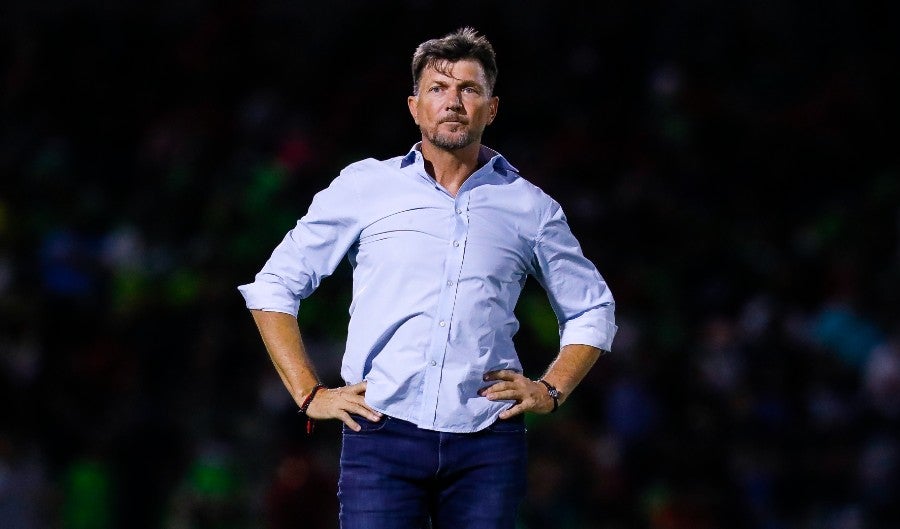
left=456, top=208, right=462, bottom=214
left=439, top=321, right=446, bottom=327
left=453, top=241, right=460, bottom=247
left=431, top=360, right=437, bottom=366
left=446, top=280, right=453, bottom=286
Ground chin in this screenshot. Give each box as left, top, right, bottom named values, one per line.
left=433, top=134, right=474, bottom=151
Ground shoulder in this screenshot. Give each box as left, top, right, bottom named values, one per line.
left=515, top=173, right=554, bottom=202
left=334, top=156, right=407, bottom=186
left=505, top=171, right=561, bottom=223
left=319, top=155, right=417, bottom=214
left=341, top=153, right=409, bottom=174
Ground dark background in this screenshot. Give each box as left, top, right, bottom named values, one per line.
left=1, top=1, right=898, bottom=528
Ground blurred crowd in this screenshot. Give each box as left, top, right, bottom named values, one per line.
left=1, top=1, right=898, bottom=528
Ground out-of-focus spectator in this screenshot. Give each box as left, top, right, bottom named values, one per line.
left=1, top=1, right=896, bottom=528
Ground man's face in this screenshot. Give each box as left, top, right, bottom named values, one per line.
left=407, top=59, right=499, bottom=152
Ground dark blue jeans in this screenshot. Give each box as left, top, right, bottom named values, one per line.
left=338, top=415, right=527, bottom=529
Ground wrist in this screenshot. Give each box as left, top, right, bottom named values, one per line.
left=297, top=383, right=326, bottom=434
left=297, top=383, right=325, bottom=409
left=298, top=383, right=326, bottom=414
left=537, top=379, right=560, bottom=413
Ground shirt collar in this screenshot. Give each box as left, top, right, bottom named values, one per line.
left=400, top=142, right=519, bottom=174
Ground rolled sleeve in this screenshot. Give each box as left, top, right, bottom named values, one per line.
left=238, top=273, right=303, bottom=315
left=237, top=170, right=363, bottom=315
left=559, top=312, right=618, bottom=352
left=533, top=201, right=617, bottom=352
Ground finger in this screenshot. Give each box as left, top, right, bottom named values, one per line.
left=479, top=381, right=510, bottom=396
left=485, top=389, right=522, bottom=402
left=339, top=411, right=362, bottom=432
left=347, top=402, right=382, bottom=421
left=343, top=391, right=382, bottom=416
left=483, top=370, right=518, bottom=382
left=346, top=380, right=368, bottom=394
left=499, top=404, right=524, bottom=420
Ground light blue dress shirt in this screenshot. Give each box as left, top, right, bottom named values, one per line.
left=238, top=144, right=617, bottom=432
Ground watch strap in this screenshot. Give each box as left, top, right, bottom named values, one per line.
left=537, top=379, right=560, bottom=413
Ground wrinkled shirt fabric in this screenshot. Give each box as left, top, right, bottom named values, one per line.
left=238, top=144, right=616, bottom=432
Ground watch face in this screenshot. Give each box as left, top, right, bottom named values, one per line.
left=548, top=388, right=560, bottom=398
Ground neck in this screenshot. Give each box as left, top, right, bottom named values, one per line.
left=419, top=140, right=482, bottom=197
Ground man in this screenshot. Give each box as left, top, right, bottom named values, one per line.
left=238, top=27, right=616, bottom=529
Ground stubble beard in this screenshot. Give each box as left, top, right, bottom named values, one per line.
left=423, top=125, right=480, bottom=151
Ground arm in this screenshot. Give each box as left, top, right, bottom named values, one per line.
left=481, top=200, right=616, bottom=418
left=250, top=309, right=382, bottom=431
left=240, top=170, right=380, bottom=430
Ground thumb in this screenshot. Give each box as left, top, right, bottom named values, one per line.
left=347, top=380, right=368, bottom=394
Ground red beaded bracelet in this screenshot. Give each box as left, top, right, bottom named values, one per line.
left=297, top=384, right=326, bottom=435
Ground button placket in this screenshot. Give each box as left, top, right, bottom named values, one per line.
left=418, top=191, right=472, bottom=426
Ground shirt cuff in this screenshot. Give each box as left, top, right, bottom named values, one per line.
left=559, top=319, right=618, bottom=352
left=237, top=280, right=301, bottom=316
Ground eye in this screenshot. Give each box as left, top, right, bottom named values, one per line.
left=428, top=85, right=442, bottom=93
left=462, top=87, right=479, bottom=94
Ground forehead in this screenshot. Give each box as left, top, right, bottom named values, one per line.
left=420, top=58, right=488, bottom=86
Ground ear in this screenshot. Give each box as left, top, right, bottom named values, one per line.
left=487, top=96, right=499, bottom=125
left=407, top=95, right=419, bottom=125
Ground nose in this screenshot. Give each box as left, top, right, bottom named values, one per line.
left=445, top=90, right=463, bottom=112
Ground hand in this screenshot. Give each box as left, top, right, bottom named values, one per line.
left=305, top=381, right=383, bottom=431
left=480, top=370, right=555, bottom=419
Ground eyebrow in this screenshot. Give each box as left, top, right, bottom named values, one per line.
left=427, top=78, right=483, bottom=90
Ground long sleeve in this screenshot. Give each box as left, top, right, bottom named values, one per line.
left=238, top=169, right=362, bottom=315
left=532, top=201, right=617, bottom=352
left=239, top=147, right=616, bottom=432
